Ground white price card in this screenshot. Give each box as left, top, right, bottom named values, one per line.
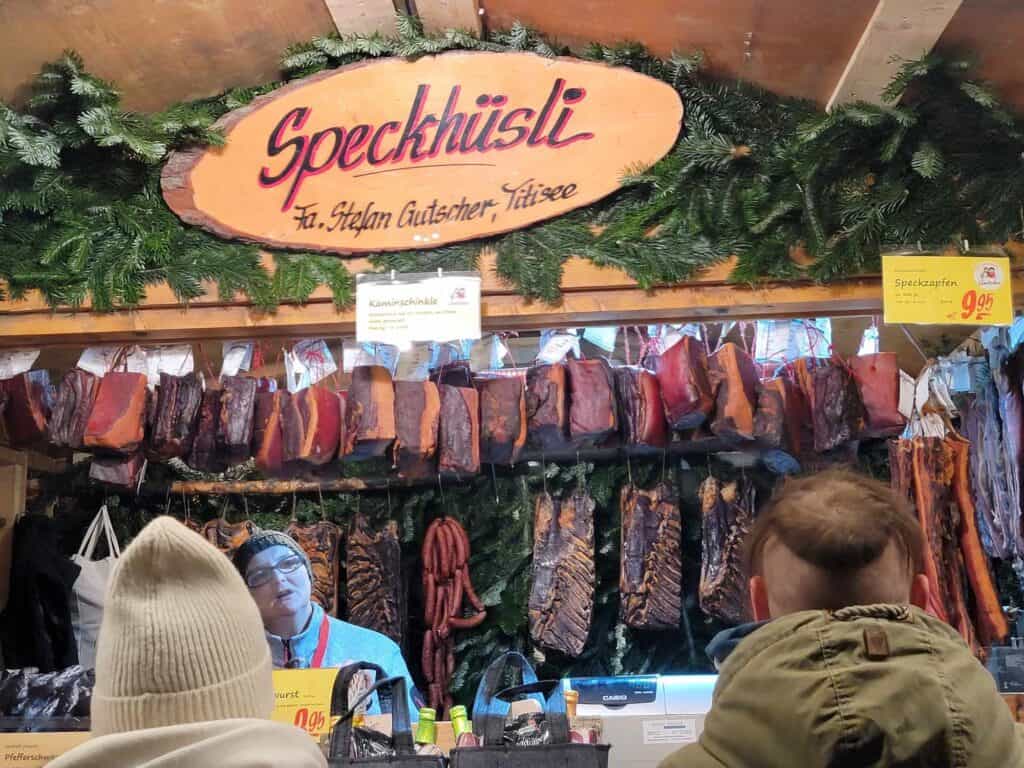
left=356, top=273, right=481, bottom=346
left=0, top=349, right=40, bottom=379
left=642, top=719, right=697, bottom=745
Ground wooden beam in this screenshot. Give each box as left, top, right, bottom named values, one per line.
left=416, top=0, right=482, bottom=36
left=827, top=0, right=963, bottom=109
left=322, top=0, right=398, bottom=37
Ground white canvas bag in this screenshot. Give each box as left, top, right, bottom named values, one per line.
left=70, top=505, right=120, bottom=668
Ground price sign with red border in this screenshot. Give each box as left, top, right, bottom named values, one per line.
left=882, top=254, right=1013, bottom=326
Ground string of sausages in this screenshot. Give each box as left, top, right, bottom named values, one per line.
left=421, top=516, right=486, bottom=715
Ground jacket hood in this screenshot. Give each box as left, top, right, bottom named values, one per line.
left=662, top=604, right=1024, bottom=768
left=47, top=718, right=327, bottom=768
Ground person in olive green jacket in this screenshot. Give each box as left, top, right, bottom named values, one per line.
left=661, top=469, right=1024, bottom=768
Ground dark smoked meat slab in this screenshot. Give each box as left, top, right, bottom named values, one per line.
left=753, top=377, right=805, bottom=474
left=1, top=372, right=53, bottom=448
left=286, top=385, right=341, bottom=466
left=620, top=484, right=682, bottom=630
left=347, top=514, right=404, bottom=643
left=188, top=388, right=225, bottom=473
left=477, top=376, right=527, bottom=465
left=849, top=353, right=905, bottom=436
left=708, top=343, right=759, bottom=443
left=218, top=375, right=257, bottom=463
left=84, top=372, right=148, bottom=454
left=394, top=381, right=440, bottom=478
left=287, top=519, right=343, bottom=617
left=567, top=358, right=618, bottom=447
left=48, top=370, right=99, bottom=449
left=699, top=476, right=756, bottom=624
left=529, top=490, right=595, bottom=657
left=525, top=364, right=568, bottom=450
left=439, top=385, right=480, bottom=476
left=89, top=451, right=147, bottom=490
left=430, top=361, right=474, bottom=389
left=345, top=366, right=396, bottom=459
left=656, top=336, right=715, bottom=430
left=201, top=518, right=256, bottom=558
left=615, top=367, right=668, bottom=450
left=148, top=372, right=202, bottom=460
left=809, top=362, right=866, bottom=453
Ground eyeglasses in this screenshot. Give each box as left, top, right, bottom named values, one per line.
left=246, top=554, right=305, bottom=588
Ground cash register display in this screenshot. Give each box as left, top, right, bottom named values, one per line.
left=571, top=676, right=658, bottom=707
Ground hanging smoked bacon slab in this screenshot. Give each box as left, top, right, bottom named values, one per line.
left=620, top=484, right=681, bottom=629
left=808, top=362, right=866, bottom=453
left=217, top=375, right=257, bottom=463
left=438, top=385, right=480, bottom=475
left=525, top=364, right=568, bottom=450
left=709, top=343, right=759, bottom=443
left=889, top=439, right=915, bottom=503
left=281, top=385, right=342, bottom=466
left=753, top=376, right=805, bottom=474
left=188, top=388, right=225, bottom=473
left=347, top=514, right=403, bottom=642
left=615, top=367, right=668, bottom=450
left=148, top=373, right=202, bottom=460
left=567, top=358, right=618, bottom=447
left=2, top=372, right=53, bottom=448
left=849, top=353, right=905, bottom=436
left=393, top=380, right=440, bottom=478
left=48, top=370, right=99, bottom=449
left=947, top=434, right=1009, bottom=647
left=476, top=376, right=527, bottom=465
left=699, top=476, right=756, bottom=624
left=201, top=518, right=256, bottom=558
left=287, top=519, right=343, bottom=617
left=656, top=336, right=715, bottom=430
left=529, top=490, right=595, bottom=657
left=84, top=372, right=148, bottom=454
left=89, top=451, right=146, bottom=490
left=344, top=366, right=396, bottom=459
left=253, top=390, right=284, bottom=474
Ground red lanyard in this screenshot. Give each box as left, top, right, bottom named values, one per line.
left=310, top=613, right=331, bottom=668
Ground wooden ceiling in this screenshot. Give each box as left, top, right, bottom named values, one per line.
left=2, top=0, right=1024, bottom=113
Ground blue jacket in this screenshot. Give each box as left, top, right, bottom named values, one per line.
left=265, top=603, right=419, bottom=718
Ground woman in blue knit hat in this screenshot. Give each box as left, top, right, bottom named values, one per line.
left=233, top=530, right=419, bottom=717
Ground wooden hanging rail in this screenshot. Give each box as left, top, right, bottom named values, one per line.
left=169, top=477, right=418, bottom=494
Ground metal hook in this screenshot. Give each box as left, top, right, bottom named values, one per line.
left=317, top=485, right=326, bottom=520
left=437, top=473, right=446, bottom=516
left=490, top=463, right=500, bottom=505
left=385, top=480, right=393, bottom=518
left=242, top=493, right=249, bottom=521
left=626, top=456, right=633, bottom=487
left=291, top=492, right=297, bottom=522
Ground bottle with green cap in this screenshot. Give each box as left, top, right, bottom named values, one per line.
left=451, top=705, right=480, bottom=747
left=415, top=707, right=437, bottom=746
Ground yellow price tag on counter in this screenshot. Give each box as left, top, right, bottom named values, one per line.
left=272, top=668, right=340, bottom=741
left=882, top=254, right=1013, bottom=326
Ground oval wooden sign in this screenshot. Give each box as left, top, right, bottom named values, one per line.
left=162, top=52, right=683, bottom=253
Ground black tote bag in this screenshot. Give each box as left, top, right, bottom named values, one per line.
left=450, top=652, right=611, bottom=768
left=327, top=661, right=446, bottom=768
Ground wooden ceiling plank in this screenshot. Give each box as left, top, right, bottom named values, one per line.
left=322, top=0, right=399, bottom=36
left=416, top=0, right=482, bottom=35
left=827, top=0, right=963, bottom=109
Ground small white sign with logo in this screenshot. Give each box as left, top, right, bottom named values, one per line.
left=356, top=273, right=481, bottom=346
left=642, top=719, right=697, bottom=745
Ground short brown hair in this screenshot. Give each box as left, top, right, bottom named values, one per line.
left=745, top=468, right=925, bottom=579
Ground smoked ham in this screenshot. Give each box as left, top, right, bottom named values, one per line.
left=84, top=372, right=148, bottom=453
left=253, top=390, right=284, bottom=474
left=476, top=376, right=527, bottom=465
left=699, top=476, right=756, bottom=624
left=201, top=518, right=256, bottom=557
left=656, top=336, right=714, bottom=430
left=148, top=372, right=202, bottom=460
left=567, top=358, right=618, bottom=447
left=809, top=362, right=865, bottom=452
left=287, top=519, right=343, bottom=616
left=346, top=514, right=404, bottom=642
left=754, top=377, right=805, bottom=474
left=188, top=388, right=225, bottom=473
left=89, top=451, right=147, bottom=490
left=2, top=371, right=53, bottom=448
left=281, top=385, right=341, bottom=466
left=48, top=370, right=99, bottom=449
left=438, top=385, right=480, bottom=475
left=525, top=364, right=568, bottom=450
left=620, top=484, right=681, bottom=629
left=709, top=343, right=758, bottom=442
left=394, top=381, right=440, bottom=478
left=218, top=375, right=257, bottom=463
left=529, top=490, right=595, bottom=657
left=615, top=367, right=668, bottom=449
left=850, top=353, right=905, bottom=436
left=344, top=366, right=396, bottom=459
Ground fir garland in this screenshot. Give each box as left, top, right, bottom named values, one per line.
left=2, top=16, right=1024, bottom=310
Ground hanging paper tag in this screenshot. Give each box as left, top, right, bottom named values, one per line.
left=0, top=349, right=40, bottom=380
left=468, top=338, right=491, bottom=372
left=395, top=344, right=434, bottom=381
left=77, top=346, right=148, bottom=378
left=537, top=329, right=580, bottom=364
left=144, top=345, right=194, bottom=389
left=292, top=340, right=337, bottom=385
left=754, top=320, right=792, bottom=363
left=898, top=370, right=916, bottom=420
left=221, top=342, right=254, bottom=378
left=284, top=350, right=312, bottom=393
left=342, top=342, right=398, bottom=376
left=857, top=326, right=880, bottom=356
left=582, top=327, right=618, bottom=354
left=490, top=335, right=510, bottom=370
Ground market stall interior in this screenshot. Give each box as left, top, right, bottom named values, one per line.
left=5, top=0, right=1024, bottom=763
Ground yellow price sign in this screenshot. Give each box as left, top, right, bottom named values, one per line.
left=272, top=668, right=340, bottom=741
left=882, top=254, right=1013, bottom=326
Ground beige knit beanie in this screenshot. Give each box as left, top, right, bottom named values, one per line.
left=91, top=516, right=274, bottom=736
